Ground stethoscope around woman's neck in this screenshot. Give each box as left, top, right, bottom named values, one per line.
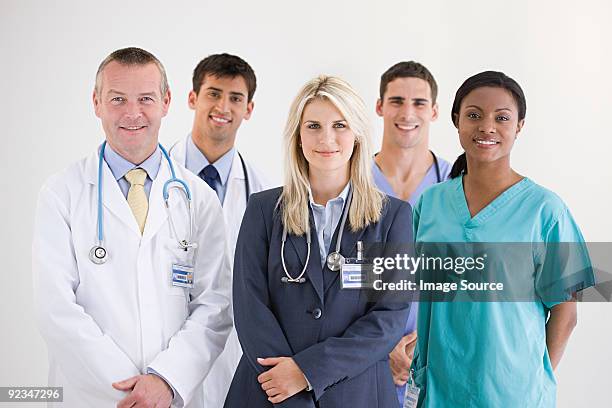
left=280, top=187, right=353, bottom=283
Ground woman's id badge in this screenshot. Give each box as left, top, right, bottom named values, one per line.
left=341, top=241, right=373, bottom=289
left=172, top=263, right=194, bottom=288
left=341, top=259, right=372, bottom=289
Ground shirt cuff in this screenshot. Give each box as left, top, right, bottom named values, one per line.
left=304, top=374, right=313, bottom=392
left=146, top=367, right=181, bottom=406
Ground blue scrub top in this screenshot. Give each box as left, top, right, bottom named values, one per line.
left=372, top=154, right=451, bottom=208
left=371, top=154, right=451, bottom=405
left=412, top=175, right=594, bottom=407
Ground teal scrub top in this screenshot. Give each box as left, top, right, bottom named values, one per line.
left=412, top=175, right=594, bottom=408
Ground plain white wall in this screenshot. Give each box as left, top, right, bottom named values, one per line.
left=1, top=0, right=610, bottom=406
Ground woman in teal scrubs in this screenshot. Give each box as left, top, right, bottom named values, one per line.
left=411, top=71, right=594, bottom=407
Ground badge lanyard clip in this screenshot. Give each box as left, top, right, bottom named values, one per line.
left=341, top=241, right=374, bottom=289
left=403, top=368, right=421, bottom=408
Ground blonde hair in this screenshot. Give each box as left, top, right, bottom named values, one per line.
left=279, top=75, right=385, bottom=236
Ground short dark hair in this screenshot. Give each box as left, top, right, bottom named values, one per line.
left=449, top=71, right=527, bottom=178
left=95, top=47, right=168, bottom=95
left=192, top=53, right=257, bottom=102
left=379, top=61, right=438, bottom=104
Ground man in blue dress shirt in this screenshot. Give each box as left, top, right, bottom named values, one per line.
left=169, top=53, right=269, bottom=408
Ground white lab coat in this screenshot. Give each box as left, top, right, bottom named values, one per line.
left=32, top=149, right=232, bottom=408
left=170, top=136, right=270, bottom=407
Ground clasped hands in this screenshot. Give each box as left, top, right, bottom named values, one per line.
left=113, top=374, right=173, bottom=408
left=109, top=357, right=306, bottom=406
left=257, top=356, right=308, bottom=404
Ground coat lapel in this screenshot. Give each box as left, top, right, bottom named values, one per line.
left=142, top=159, right=178, bottom=242
left=85, top=150, right=142, bottom=237
left=168, top=136, right=187, bottom=166
left=223, top=152, right=247, bottom=220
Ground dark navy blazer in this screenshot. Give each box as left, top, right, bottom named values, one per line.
left=224, top=187, right=413, bottom=408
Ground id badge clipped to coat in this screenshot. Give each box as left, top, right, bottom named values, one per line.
left=172, top=263, right=194, bottom=288
left=403, top=369, right=421, bottom=408
left=171, top=245, right=196, bottom=289
left=341, top=241, right=374, bottom=289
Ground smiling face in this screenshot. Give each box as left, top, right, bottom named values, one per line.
left=93, top=61, right=170, bottom=164
left=456, top=86, right=524, bottom=166
left=300, top=98, right=356, bottom=177
left=189, top=74, right=253, bottom=145
left=376, top=77, right=438, bottom=149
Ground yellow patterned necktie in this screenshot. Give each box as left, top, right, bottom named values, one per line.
left=125, top=168, right=148, bottom=234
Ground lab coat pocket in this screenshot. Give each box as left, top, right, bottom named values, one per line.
left=169, top=285, right=189, bottom=298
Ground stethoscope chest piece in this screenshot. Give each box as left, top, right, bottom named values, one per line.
left=281, top=276, right=307, bottom=284
left=89, top=245, right=107, bottom=264
left=326, top=252, right=344, bottom=272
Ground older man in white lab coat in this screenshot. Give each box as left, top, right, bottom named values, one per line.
left=170, top=53, right=269, bottom=407
left=32, top=47, right=232, bottom=408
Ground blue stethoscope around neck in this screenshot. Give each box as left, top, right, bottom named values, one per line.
left=89, top=141, right=197, bottom=265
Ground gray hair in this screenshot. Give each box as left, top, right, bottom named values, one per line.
left=95, top=47, right=169, bottom=95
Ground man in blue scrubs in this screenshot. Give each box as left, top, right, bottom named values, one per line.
left=372, top=61, right=451, bottom=405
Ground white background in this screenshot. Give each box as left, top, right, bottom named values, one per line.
left=1, top=0, right=611, bottom=406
